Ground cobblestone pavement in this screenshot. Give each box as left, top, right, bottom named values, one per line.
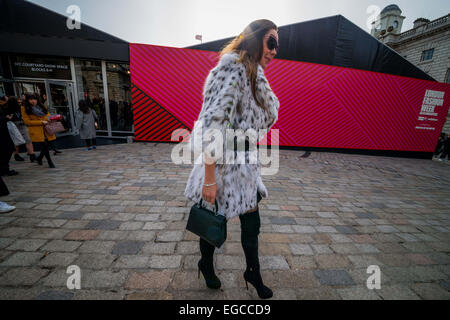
left=0, top=143, right=449, bottom=300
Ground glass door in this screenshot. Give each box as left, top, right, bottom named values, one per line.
left=45, top=80, right=76, bottom=135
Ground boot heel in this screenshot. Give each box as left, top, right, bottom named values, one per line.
left=197, top=258, right=221, bottom=289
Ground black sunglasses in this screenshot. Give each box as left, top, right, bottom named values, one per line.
left=267, top=36, right=279, bottom=51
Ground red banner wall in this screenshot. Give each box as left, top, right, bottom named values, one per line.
left=130, top=43, right=450, bottom=152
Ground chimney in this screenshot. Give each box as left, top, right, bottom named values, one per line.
left=413, top=18, right=430, bottom=29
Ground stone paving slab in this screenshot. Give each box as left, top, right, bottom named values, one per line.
left=0, top=143, right=449, bottom=300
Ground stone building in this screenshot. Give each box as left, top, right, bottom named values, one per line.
left=371, top=4, right=450, bottom=133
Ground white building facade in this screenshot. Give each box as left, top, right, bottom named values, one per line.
left=371, top=5, right=450, bottom=133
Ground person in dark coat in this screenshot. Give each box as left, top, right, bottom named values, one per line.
left=439, top=133, right=450, bottom=162
left=0, top=105, right=16, bottom=212
left=0, top=103, right=18, bottom=176
left=0, top=175, right=15, bottom=213
left=5, top=96, right=37, bottom=162
left=434, top=133, right=446, bottom=158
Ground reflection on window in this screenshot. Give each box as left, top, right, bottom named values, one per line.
left=74, top=59, right=107, bottom=131
left=106, top=63, right=132, bottom=133
left=421, top=49, right=434, bottom=62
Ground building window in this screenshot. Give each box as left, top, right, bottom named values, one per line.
left=106, top=63, right=132, bottom=133
left=446, top=69, right=450, bottom=84
left=421, top=49, right=434, bottom=61
left=74, top=59, right=107, bottom=131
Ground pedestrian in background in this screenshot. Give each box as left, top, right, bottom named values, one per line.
left=0, top=176, right=15, bottom=213
left=439, top=133, right=450, bottom=162
left=5, top=96, right=37, bottom=162
left=22, top=94, right=56, bottom=168
left=0, top=103, right=18, bottom=176
left=434, top=133, right=445, bottom=158
left=41, top=93, right=63, bottom=155
left=76, top=100, right=98, bottom=150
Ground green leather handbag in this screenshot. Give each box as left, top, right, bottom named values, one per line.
left=186, top=199, right=227, bottom=248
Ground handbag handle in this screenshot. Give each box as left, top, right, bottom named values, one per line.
left=198, top=198, right=219, bottom=216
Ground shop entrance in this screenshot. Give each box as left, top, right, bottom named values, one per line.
left=14, top=79, right=76, bottom=136
left=46, top=80, right=76, bottom=134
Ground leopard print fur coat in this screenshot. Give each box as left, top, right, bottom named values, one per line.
left=184, top=51, right=279, bottom=220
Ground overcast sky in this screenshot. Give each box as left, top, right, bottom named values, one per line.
left=28, top=0, right=450, bottom=47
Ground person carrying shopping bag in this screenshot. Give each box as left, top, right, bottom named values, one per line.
left=21, top=94, right=56, bottom=168
left=5, top=96, right=37, bottom=162
left=0, top=103, right=18, bottom=177
left=184, top=19, right=280, bottom=299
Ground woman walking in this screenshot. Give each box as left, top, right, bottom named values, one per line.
left=76, top=100, right=98, bottom=150
left=21, top=94, right=56, bottom=168
left=0, top=102, right=18, bottom=177
left=184, top=19, right=280, bottom=299
left=5, top=96, right=37, bottom=162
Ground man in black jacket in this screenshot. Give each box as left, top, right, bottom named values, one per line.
left=434, top=133, right=446, bottom=158
left=0, top=102, right=17, bottom=213
left=0, top=103, right=18, bottom=176
left=439, top=133, right=450, bottom=162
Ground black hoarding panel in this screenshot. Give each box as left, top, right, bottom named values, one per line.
left=334, top=16, right=434, bottom=81
left=185, top=15, right=435, bottom=82
left=278, top=16, right=339, bottom=66
left=0, top=0, right=129, bottom=62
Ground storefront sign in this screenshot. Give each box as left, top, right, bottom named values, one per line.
left=11, top=55, right=71, bottom=80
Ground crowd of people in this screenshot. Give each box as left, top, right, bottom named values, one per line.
left=434, top=132, right=450, bottom=162
left=1, top=93, right=99, bottom=213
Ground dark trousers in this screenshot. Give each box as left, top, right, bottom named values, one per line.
left=85, top=138, right=97, bottom=147
left=47, top=140, right=57, bottom=151
left=0, top=176, right=9, bottom=197
left=0, top=148, right=13, bottom=174
left=440, top=144, right=449, bottom=159
left=35, top=141, right=53, bottom=164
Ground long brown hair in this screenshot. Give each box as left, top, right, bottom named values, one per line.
left=24, top=93, right=48, bottom=115
left=220, top=19, right=278, bottom=111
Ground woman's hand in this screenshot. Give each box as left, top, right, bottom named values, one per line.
left=42, top=121, right=48, bottom=125
left=202, top=182, right=217, bottom=205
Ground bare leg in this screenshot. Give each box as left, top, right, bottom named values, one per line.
left=14, top=146, right=19, bottom=155
left=26, top=143, right=34, bottom=155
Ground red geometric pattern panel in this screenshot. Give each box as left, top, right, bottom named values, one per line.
left=130, top=43, right=450, bottom=152
left=132, top=84, right=189, bottom=142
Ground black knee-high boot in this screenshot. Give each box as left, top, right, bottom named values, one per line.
left=239, top=208, right=273, bottom=299
left=198, top=238, right=221, bottom=289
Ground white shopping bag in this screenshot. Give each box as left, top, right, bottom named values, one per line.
left=7, top=121, right=26, bottom=146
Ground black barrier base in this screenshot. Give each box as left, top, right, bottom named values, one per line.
left=278, top=146, right=434, bottom=160
left=149, top=141, right=435, bottom=160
